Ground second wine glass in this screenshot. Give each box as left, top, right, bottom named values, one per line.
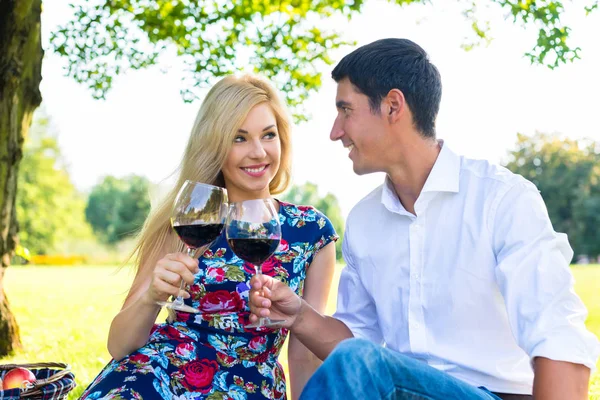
left=226, top=198, right=283, bottom=328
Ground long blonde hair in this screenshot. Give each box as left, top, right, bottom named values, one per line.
left=130, top=75, right=292, bottom=282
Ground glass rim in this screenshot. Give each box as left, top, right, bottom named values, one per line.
left=226, top=198, right=276, bottom=205
left=181, top=179, right=227, bottom=192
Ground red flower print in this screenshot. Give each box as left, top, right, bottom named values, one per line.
left=248, top=336, right=267, bottom=352
left=207, top=267, right=225, bottom=282
left=214, top=248, right=225, bottom=258
left=243, top=258, right=280, bottom=277
left=180, top=359, right=219, bottom=393
left=199, top=290, right=244, bottom=313
left=233, top=376, right=244, bottom=386
left=175, top=342, right=194, bottom=358
left=216, top=352, right=238, bottom=367
left=129, top=353, right=150, bottom=364
left=277, top=238, right=289, bottom=252
left=245, top=382, right=258, bottom=393
left=159, top=325, right=188, bottom=342
left=189, top=284, right=202, bottom=299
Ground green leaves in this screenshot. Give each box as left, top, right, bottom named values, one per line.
left=281, top=182, right=345, bottom=260
left=505, top=133, right=600, bottom=258
left=85, top=174, right=152, bottom=244
left=16, top=110, right=93, bottom=255
left=50, top=0, right=357, bottom=120
left=225, top=265, right=245, bottom=282
left=50, top=0, right=592, bottom=119
left=495, top=0, right=581, bottom=68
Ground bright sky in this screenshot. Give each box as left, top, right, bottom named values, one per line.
left=40, top=1, right=600, bottom=217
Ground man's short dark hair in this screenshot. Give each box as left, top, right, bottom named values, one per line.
left=332, top=38, right=442, bottom=138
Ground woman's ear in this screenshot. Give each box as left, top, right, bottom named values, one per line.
left=385, top=89, right=405, bottom=123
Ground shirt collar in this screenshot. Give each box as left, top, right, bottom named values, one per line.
left=421, top=140, right=461, bottom=194
left=381, top=140, right=461, bottom=212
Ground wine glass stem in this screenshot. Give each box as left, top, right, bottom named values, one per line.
left=254, top=264, right=267, bottom=325
left=173, top=247, right=196, bottom=307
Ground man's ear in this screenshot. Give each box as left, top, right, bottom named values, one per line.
left=385, top=89, right=405, bottom=123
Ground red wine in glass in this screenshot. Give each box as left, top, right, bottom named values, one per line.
left=227, top=238, right=279, bottom=266
left=174, top=223, right=225, bottom=249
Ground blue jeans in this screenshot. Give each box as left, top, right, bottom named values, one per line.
left=299, top=338, right=502, bottom=400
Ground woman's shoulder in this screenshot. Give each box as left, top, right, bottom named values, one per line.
left=278, top=200, right=326, bottom=219
left=278, top=200, right=335, bottom=231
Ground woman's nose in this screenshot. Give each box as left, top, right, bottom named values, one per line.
left=249, top=140, right=267, bottom=159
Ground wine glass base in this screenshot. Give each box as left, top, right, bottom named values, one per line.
left=156, top=301, right=199, bottom=314
left=247, top=318, right=286, bottom=329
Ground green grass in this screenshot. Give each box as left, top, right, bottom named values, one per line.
left=1, top=265, right=599, bottom=399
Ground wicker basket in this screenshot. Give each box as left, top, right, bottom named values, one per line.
left=0, top=362, right=76, bottom=400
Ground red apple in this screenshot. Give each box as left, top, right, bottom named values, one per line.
left=2, top=367, right=36, bottom=390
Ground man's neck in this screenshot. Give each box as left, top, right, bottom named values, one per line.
left=386, top=138, right=441, bottom=215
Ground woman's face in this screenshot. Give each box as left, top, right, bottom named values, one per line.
left=221, top=103, right=281, bottom=202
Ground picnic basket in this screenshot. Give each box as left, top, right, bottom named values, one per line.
left=0, top=362, right=75, bottom=399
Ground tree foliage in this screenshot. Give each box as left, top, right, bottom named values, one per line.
left=86, top=175, right=152, bottom=244
left=16, top=111, right=93, bottom=255
left=281, top=182, right=345, bottom=261
left=504, top=132, right=600, bottom=258
left=50, top=0, right=596, bottom=119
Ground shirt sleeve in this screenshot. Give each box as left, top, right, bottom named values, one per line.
left=491, top=179, right=600, bottom=371
left=333, top=223, right=384, bottom=345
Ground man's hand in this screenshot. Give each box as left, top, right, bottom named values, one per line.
left=248, top=274, right=303, bottom=328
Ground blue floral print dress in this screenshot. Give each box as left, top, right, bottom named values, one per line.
left=80, top=202, right=338, bottom=400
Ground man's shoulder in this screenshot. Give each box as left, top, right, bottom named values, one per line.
left=346, top=184, right=385, bottom=222
left=460, top=155, right=531, bottom=192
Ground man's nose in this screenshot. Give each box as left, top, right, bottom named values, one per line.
left=330, top=116, right=344, bottom=141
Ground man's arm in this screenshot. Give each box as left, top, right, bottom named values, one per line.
left=532, top=357, right=590, bottom=400
left=249, top=275, right=353, bottom=361
left=250, top=222, right=382, bottom=360
left=491, top=180, right=600, bottom=398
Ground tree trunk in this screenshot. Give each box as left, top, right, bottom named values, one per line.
left=0, top=0, right=43, bottom=356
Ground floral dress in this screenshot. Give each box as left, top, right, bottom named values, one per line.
left=80, top=202, right=338, bottom=400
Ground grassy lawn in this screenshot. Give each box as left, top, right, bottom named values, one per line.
left=1, top=265, right=599, bottom=399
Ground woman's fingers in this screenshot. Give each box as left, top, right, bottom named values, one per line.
left=157, top=259, right=197, bottom=285
left=165, top=252, right=200, bottom=273
left=154, top=278, right=190, bottom=299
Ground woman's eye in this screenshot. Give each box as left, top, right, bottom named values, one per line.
left=234, top=135, right=246, bottom=143
left=263, top=132, right=277, bottom=139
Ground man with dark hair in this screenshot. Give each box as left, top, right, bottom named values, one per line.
left=249, top=38, right=599, bottom=399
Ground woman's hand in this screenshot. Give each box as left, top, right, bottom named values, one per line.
left=143, top=252, right=199, bottom=304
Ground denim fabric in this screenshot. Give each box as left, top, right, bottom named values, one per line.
left=300, top=339, right=503, bottom=400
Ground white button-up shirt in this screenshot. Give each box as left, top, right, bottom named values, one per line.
left=333, top=142, right=600, bottom=395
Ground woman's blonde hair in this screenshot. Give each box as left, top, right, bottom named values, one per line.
left=130, top=74, right=292, bottom=283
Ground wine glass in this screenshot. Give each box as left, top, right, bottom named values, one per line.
left=157, top=180, right=228, bottom=313
left=226, top=198, right=283, bottom=328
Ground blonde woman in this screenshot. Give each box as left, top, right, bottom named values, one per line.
left=80, top=75, right=338, bottom=400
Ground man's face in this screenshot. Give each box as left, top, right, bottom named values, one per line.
left=330, top=78, right=388, bottom=175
